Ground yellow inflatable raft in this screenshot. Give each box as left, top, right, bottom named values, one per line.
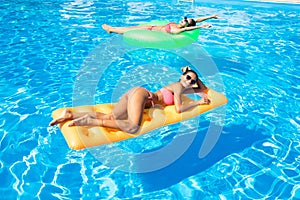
left=51, top=89, right=227, bottom=150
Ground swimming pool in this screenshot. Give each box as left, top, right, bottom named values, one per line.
left=1, top=0, right=299, bottom=199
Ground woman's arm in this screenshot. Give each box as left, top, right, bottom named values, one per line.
left=173, top=24, right=212, bottom=34
left=183, top=78, right=208, bottom=94
left=173, top=90, right=209, bottom=113
left=173, top=92, right=195, bottom=113
left=195, top=15, right=218, bottom=23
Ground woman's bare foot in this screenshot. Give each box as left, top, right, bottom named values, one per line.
left=102, top=24, right=111, bottom=34
left=49, top=109, right=73, bottom=126
left=68, top=114, right=100, bottom=127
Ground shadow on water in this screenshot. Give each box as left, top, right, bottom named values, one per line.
left=138, top=121, right=268, bottom=192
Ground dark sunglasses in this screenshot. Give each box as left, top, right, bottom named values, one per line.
left=184, top=16, right=188, bottom=24
left=186, top=74, right=197, bottom=85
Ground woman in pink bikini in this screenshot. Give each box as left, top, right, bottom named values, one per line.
left=49, top=67, right=210, bottom=134
left=102, top=15, right=218, bottom=34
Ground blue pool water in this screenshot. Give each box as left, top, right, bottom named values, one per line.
left=1, top=0, right=299, bottom=199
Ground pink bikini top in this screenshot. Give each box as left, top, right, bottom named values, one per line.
left=164, top=22, right=175, bottom=33
left=160, top=88, right=174, bottom=105
left=147, top=22, right=175, bottom=33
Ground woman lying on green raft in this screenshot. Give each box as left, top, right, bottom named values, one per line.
left=102, top=14, right=219, bottom=34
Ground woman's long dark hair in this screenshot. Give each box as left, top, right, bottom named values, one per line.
left=188, top=19, right=196, bottom=27
left=184, top=17, right=196, bottom=27
left=182, top=69, right=199, bottom=79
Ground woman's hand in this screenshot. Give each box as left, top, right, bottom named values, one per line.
left=197, top=97, right=210, bottom=105
left=199, top=24, right=212, bottom=29
left=197, top=92, right=208, bottom=98
left=211, top=14, right=218, bottom=19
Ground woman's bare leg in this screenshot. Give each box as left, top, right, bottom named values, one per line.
left=111, top=92, right=130, bottom=120
left=102, top=24, right=153, bottom=34
left=119, top=87, right=148, bottom=133
left=67, top=91, right=130, bottom=127
left=68, top=114, right=103, bottom=126
left=49, top=109, right=107, bottom=126
left=69, top=87, right=149, bottom=134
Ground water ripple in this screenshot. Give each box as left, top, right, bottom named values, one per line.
left=1, top=0, right=300, bottom=199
